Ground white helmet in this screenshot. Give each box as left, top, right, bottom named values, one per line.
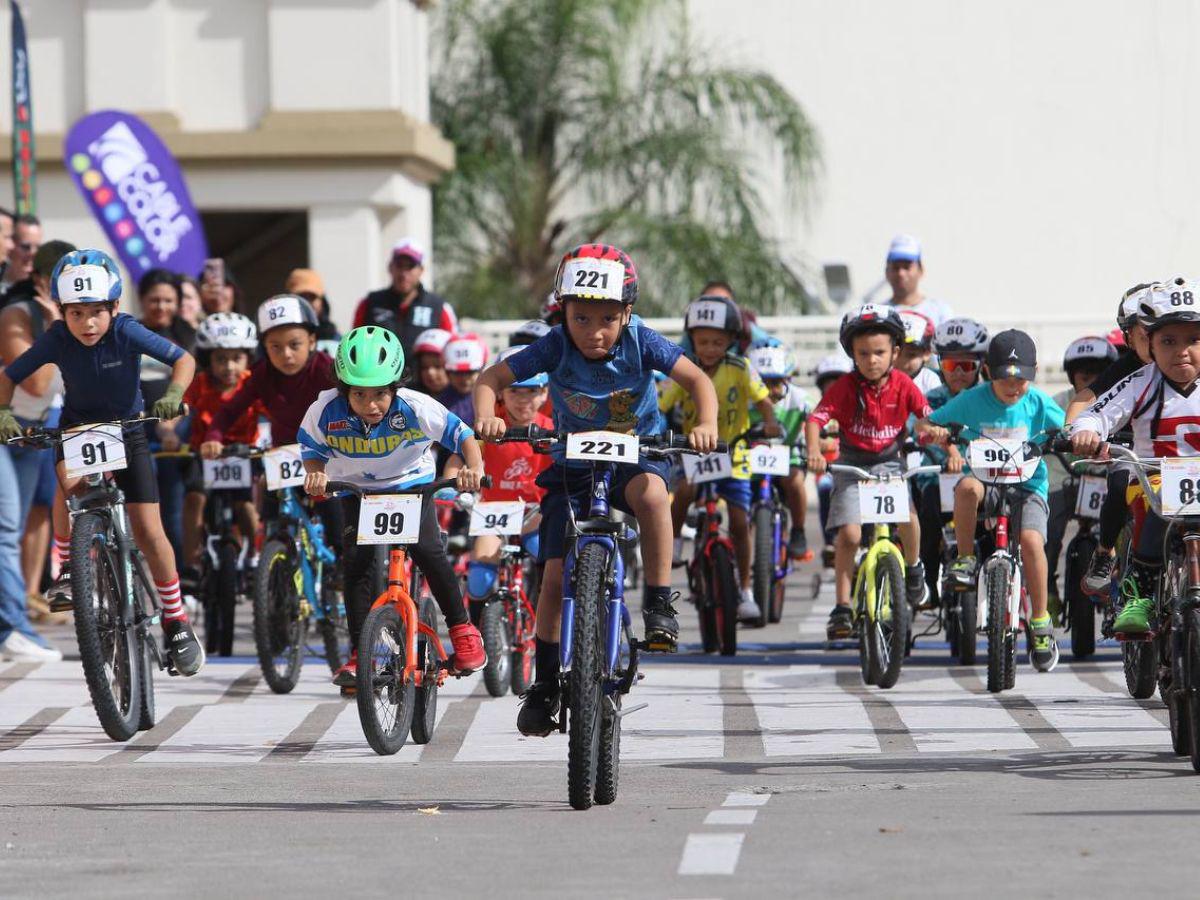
left=812, top=352, right=853, bottom=381
left=444, top=335, right=489, bottom=372
left=748, top=346, right=797, bottom=379
left=934, top=317, right=989, bottom=356
left=510, top=320, right=552, bottom=346
left=413, top=328, right=453, bottom=357
left=195, top=312, right=257, bottom=352
left=1138, top=277, right=1200, bottom=333
left=1062, top=335, right=1118, bottom=369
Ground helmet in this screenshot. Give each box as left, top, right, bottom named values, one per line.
left=812, top=352, right=853, bottom=381
left=1118, top=283, right=1152, bottom=331
left=413, top=328, right=453, bottom=357
left=51, top=249, right=122, bottom=304
left=553, top=243, right=638, bottom=306
left=540, top=292, right=562, bottom=322
left=195, top=313, right=257, bottom=352
left=335, top=326, right=405, bottom=388
left=934, top=317, right=989, bottom=356
left=257, top=293, right=319, bottom=335
left=748, top=346, right=797, bottom=379
left=444, top=335, right=489, bottom=372
left=496, top=346, right=548, bottom=388
left=1107, top=327, right=1127, bottom=349
left=1138, top=277, right=1200, bottom=333
left=510, top=319, right=552, bottom=346
left=1062, top=335, right=1118, bottom=371
left=838, top=303, right=905, bottom=356
left=684, top=295, right=742, bottom=336
left=897, top=309, right=935, bottom=350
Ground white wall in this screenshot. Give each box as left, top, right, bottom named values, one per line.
left=687, top=0, right=1198, bottom=325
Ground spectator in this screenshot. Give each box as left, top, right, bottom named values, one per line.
left=0, top=207, right=13, bottom=286
left=285, top=268, right=341, bottom=353
left=882, top=234, right=952, bottom=326
left=1, top=213, right=42, bottom=304
left=178, top=275, right=203, bottom=329
left=198, top=262, right=238, bottom=315
left=352, top=237, right=457, bottom=359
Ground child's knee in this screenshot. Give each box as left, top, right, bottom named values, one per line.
left=1021, top=530, right=1045, bottom=556
left=466, top=560, right=498, bottom=600
left=836, top=524, right=859, bottom=547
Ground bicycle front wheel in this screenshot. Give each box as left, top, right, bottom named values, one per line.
left=252, top=538, right=308, bottom=694
left=1185, top=608, right=1200, bottom=773
left=72, top=512, right=141, bottom=741
left=710, top=543, right=740, bottom=656
left=1123, top=641, right=1157, bottom=700
left=480, top=599, right=511, bottom=698
left=568, top=542, right=607, bottom=811
left=356, top=604, right=415, bottom=755
left=410, top=597, right=440, bottom=745
left=869, top=554, right=908, bottom=689
left=751, top=505, right=773, bottom=628
left=985, top=560, right=1009, bottom=694
left=1066, top=535, right=1096, bottom=659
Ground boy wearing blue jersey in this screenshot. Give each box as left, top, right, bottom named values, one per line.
left=299, top=326, right=486, bottom=687
left=474, top=244, right=718, bottom=736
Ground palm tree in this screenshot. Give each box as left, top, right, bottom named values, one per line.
left=431, top=0, right=821, bottom=319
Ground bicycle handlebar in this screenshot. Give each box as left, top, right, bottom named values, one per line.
left=497, top=425, right=727, bottom=455
left=324, top=475, right=494, bottom=499
left=828, top=463, right=942, bottom=482
left=7, top=412, right=172, bottom=446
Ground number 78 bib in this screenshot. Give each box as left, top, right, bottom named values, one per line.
left=858, top=480, right=910, bottom=523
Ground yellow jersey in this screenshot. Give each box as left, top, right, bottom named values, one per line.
left=659, top=355, right=768, bottom=479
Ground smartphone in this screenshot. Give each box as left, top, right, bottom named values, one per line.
left=203, top=257, right=225, bottom=287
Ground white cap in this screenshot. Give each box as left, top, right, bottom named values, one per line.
left=886, top=234, right=922, bottom=263
left=391, top=237, right=426, bottom=265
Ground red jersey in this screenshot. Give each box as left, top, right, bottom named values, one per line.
left=205, top=352, right=335, bottom=447
left=808, top=369, right=930, bottom=456
left=185, top=370, right=263, bottom=450
left=481, top=412, right=554, bottom=502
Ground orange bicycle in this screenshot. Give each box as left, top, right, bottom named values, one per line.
left=327, top=477, right=483, bottom=756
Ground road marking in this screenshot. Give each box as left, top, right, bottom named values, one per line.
left=1071, top=663, right=1170, bottom=728
left=746, top=667, right=880, bottom=756
left=0, top=707, right=70, bottom=752
left=678, top=833, right=745, bottom=875
left=886, top=671, right=1036, bottom=753
left=720, top=668, right=766, bottom=759
left=419, top=681, right=489, bottom=762
left=1020, top=669, right=1165, bottom=748
left=265, top=701, right=347, bottom=760
left=723, top=791, right=769, bottom=806
left=704, top=809, right=757, bottom=825
left=0, top=662, right=41, bottom=693
left=835, top=669, right=918, bottom=753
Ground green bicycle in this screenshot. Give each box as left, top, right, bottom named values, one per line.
left=831, top=461, right=939, bottom=688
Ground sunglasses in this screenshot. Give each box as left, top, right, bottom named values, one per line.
left=939, top=358, right=980, bottom=374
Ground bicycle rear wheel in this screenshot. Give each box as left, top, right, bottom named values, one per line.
left=481, top=599, right=511, bottom=698
left=511, top=599, right=535, bottom=696
left=134, top=557, right=157, bottom=732
left=568, top=542, right=607, bottom=811
left=958, top=589, right=978, bottom=665
left=72, top=512, right=141, bottom=741
left=1066, top=535, right=1096, bottom=659
left=710, top=543, right=739, bottom=656
left=595, top=694, right=621, bottom=806
left=985, top=560, right=1009, bottom=694
left=410, top=597, right=440, bottom=744
left=1185, top=609, right=1200, bottom=772
left=252, top=538, right=308, bottom=694
left=751, top=505, right=773, bottom=628
left=356, top=604, right=415, bottom=755
left=869, top=554, right=908, bottom=689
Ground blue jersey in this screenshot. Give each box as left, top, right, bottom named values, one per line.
left=4, top=313, right=185, bottom=427
left=506, top=316, right=682, bottom=461
left=298, top=387, right=471, bottom=490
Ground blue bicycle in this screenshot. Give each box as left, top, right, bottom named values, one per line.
left=499, top=425, right=715, bottom=810
left=253, top=484, right=347, bottom=694
left=742, top=427, right=796, bottom=628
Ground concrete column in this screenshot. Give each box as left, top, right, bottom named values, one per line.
left=308, top=202, right=383, bottom=332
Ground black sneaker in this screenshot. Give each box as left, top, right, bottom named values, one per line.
left=906, top=560, right=929, bottom=608
left=47, top=573, right=72, bottom=612
left=517, top=681, right=560, bottom=737
left=642, top=593, right=680, bottom=651
left=163, top=618, right=206, bottom=677
left=826, top=605, right=853, bottom=640
left=1082, top=548, right=1116, bottom=596
left=787, top=527, right=810, bottom=560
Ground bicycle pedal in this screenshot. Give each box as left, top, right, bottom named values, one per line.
left=636, top=637, right=677, bottom=654
left=48, top=594, right=73, bottom=613
left=1115, top=631, right=1155, bottom=643
left=339, top=685, right=357, bottom=698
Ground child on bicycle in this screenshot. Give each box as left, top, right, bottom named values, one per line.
left=896, top=308, right=942, bottom=395
left=465, top=346, right=552, bottom=612
left=0, top=249, right=205, bottom=675
left=748, top=345, right=812, bottom=560
left=473, top=243, right=718, bottom=736
left=411, top=328, right=453, bottom=396
left=1070, top=278, right=1200, bottom=634
left=438, top=334, right=488, bottom=427
left=917, top=328, right=1065, bottom=670
left=812, top=352, right=852, bottom=564
left=805, top=304, right=935, bottom=642
left=661, top=295, right=781, bottom=622
left=299, top=326, right=486, bottom=687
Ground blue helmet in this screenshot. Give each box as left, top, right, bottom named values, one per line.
left=51, top=249, right=123, bottom=304
left=496, top=346, right=548, bottom=388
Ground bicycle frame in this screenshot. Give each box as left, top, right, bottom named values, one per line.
left=273, top=487, right=339, bottom=622
left=752, top=473, right=791, bottom=588
left=851, top=523, right=907, bottom=623
left=975, top=498, right=1026, bottom=634
left=366, top=545, right=450, bottom=689
left=692, top=481, right=738, bottom=582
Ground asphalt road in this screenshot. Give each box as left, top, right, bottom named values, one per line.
left=2, top=554, right=1198, bottom=899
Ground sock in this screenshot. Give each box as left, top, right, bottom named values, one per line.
left=643, top=584, right=673, bottom=612
left=54, top=535, right=71, bottom=571
left=157, top=577, right=187, bottom=622
left=534, top=637, right=559, bottom=683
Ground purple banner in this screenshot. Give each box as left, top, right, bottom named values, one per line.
left=63, top=110, right=208, bottom=279
left=10, top=1, right=35, bottom=215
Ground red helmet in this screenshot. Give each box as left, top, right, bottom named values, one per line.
left=1106, top=327, right=1126, bottom=349
left=554, top=243, right=638, bottom=306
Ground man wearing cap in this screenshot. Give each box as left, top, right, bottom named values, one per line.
left=0, top=214, right=42, bottom=306
left=285, top=268, right=341, bottom=346
left=883, top=234, right=952, bottom=327
left=352, top=238, right=458, bottom=359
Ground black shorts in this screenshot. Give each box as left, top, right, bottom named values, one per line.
left=55, top=424, right=159, bottom=504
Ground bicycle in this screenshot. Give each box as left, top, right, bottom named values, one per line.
left=744, top=427, right=796, bottom=628
left=11, top=416, right=175, bottom=741
left=253, top=443, right=347, bottom=694
left=328, top=478, right=478, bottom=756
left=496, top=424, right=710, bottom=810
left=935, top=468, right=980, bottom=664
left=686, top=476, right=742, bottom=656
left=1052, top=452, right=1109, bottom=659
left=829, top=459, right=939, bottom=688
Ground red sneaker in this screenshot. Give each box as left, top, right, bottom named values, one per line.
left=332, top=652, right=357, bottom=687
left=448, top=623, right=485, bottom=672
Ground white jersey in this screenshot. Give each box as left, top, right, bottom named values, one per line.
left=1073, top=362, right=1200, bottom=458
left=912, top=366, right=941, bottom=396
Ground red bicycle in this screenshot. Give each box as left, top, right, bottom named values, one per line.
left=686, top=479, right=741, bottom=656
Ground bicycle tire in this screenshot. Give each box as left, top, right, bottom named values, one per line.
left=1169, top=681, right=1191, bottom=756
left=252, top=538, right=307, bottom=694
left=356, top=603, right=415, bottom=755
left=595, top=695, right=621, bottom=806
left=1185, top=608, right=1200, bottom=771
left=71, top=512, right=141, bottom=741
left=751, top=505, right=773, bottom=628
left=871, top=554, right=908, bottom=689
left=511, top=601, right=534, bottom=695
left=1066, top=535, right=1096, bottom=659
left=568, top=542, right=607, bottom=811
left=214, top=541, right=239, bottom=657
left=711, top=543, right=739, bottom=657
left=770, top=508, right=789, bottom=624
left=410, top=597, right=440, bottom=745
left=856, top=562, right=881, bottom=685
left=1121, top=642, right=1156, bottom=699
left=481, top=599, right=511, bottom=698
left=985, top=560, right=1009, bottom=693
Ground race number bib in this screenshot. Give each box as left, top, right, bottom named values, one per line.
left=748, top=444, right=790, bottom=476
left=356, top=495, right=423, bottom=545
left=468, top=501, right=525, bottom=536
left=564, top=431, right=638, bottom=464
left=939, top=473, right=962, bottom=514
left=858, top=479, right=910, bottom=524
left=1074, top=474, right=1107, bottom=519
left=968, top=439, right=1023, bottom=470
left=62, top=424, right=127, bottom=478
left=685, top=452, right=733, bottom=484
left=1160, top=458, right=1200, bottom=516
left=202, top=457, right=252, bottom=490
left=263, top=444, right=306, bottom=491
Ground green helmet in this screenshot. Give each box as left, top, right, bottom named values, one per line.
left=335, top=326, right=405, bottom=387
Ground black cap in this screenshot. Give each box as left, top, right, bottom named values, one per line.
left=986, top=329, right=1037, bottom=381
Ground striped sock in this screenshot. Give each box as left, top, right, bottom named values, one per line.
left=157, top=577, right=187, bottom=622
left=54, top=535, right=71, bottom=570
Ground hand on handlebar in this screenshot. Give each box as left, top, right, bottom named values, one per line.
left=944, top=444, right=964, bottom=474
left=1070, top=429, right=1104, bottom=459
left=304, top=470, right=328, bottom=497
left=456, top=465, right=485, bottom=493
left=0, top=407, right=20, bottom=443
left=475, top=416, right=507, bottom=442
left=762, top=421, right=782, bottom=439
left=689, top=423, right=719, bottom=454
left=806, top=451, right=828, bottom=475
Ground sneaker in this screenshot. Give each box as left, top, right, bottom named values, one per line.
left=643, top=592, right=680, bottom=650
left=0, top=631, right=62, bottom=662
left=1114, top=596, right=1153, bottom=635
left=788, top=527, right=812, bottom=561
left=47, top=573, right=72, bottom=611
left=163, top=618, right=205, bottom=677
left=948, top=555, right=977, bottom=589
left=737, top=589, right=762, bottom=622
left=27, top=594, right=69, bottom=625
left=1082, top=548, right=1117, bottom=596
left=826, top=605, right=853, bottom=641
left=448, top=622, right=486, bottom=671
left=517, top=680, right=561, bottom=737
left=1030, top=615, right=1059, bottom=672
left=671, top=536, right=686, bottom=568
left=332, top=653, right=357, bottom=687
left=905, top=560, right=928, bottom=608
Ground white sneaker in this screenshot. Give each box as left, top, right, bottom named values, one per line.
left=737, top=590, right=761, bottom=621
left=672, top=537, right=686, bottom=567
left=0, top=631, right=63, bottom=662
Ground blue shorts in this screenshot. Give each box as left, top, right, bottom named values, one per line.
left=536, top=458, right=670, bottom=562
left=710, top=476, right=752, bottom=512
